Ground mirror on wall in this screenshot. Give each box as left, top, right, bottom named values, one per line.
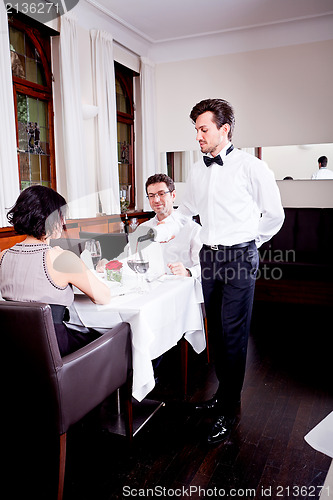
left=261, top=143, right=333, bottom=180
left=163, top=143, right=333, bottom=181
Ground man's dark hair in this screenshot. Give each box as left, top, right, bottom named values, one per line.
left=190, top=98, right=235, bottom=140
left=318, top=156, right=328, bottom=168
left=145, top=173, right=175, bottom=194
left=7, top=185, right=67, bottom=239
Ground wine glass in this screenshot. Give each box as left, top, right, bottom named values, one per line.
left=127, top=259, right=149, bottom=293
left=85, top=239, right=102, bottom=269
left=130, top=217, right=138, bottom=232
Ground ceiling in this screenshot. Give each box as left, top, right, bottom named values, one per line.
left=90, top=0, right=333, bottom=43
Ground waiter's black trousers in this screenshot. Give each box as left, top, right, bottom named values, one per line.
left=200, top=241, right=259, bottom=413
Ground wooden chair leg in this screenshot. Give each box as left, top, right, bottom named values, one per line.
left=58, top=433, right=66, bottom=500
left=180, top=337, right=188, bottom=398
left=201, top=303, right=210, bottom=363
left=204, top=317, right=210, bottom=363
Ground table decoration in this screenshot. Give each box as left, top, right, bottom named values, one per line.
left=106, top=260, right=123, bottom=283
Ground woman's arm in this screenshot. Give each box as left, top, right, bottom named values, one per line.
left=47, top=248, right=111, bottom=305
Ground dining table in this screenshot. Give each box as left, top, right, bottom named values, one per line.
left=70, top=273, right=206, bottom=402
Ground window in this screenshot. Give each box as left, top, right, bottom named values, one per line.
left=115, top=62, right=135, bottom=209
left=9, top=15, right=55, bottom=190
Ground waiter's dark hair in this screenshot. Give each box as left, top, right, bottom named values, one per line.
left=318, top=156, right=328, bottom=168
left=190, top=98, right=235, bottom=140
left=7, top=185, right=67, bottom=239
left=145, top=173, right=175, bottom=194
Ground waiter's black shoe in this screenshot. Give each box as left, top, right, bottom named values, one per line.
left=194, top=395, right=221, bottom=412
left=194, top=396, right=241, bottom=413
left=207, top=415, right=234, bottom=445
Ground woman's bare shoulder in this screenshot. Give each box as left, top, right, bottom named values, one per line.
left=49, top=247, right=83, bottom=273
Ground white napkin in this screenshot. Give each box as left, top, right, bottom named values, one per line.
left=80, top=249, right=93, bottom=269
left=304, top=411, right=333, bottom=458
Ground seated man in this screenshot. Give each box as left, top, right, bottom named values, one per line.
left=142, top=173, right=201, bottom=279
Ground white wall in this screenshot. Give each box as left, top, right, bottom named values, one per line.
left=155, top=40, right=333, bottom=153
left=175, top=180, right=333, bottom=208
left=277, top=179, right=333, bottom=207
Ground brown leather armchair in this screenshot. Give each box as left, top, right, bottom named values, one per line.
left=1, top=300, right=132, bottom=500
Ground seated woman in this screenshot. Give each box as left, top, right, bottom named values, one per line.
left=0, top=185, right=111, bottom=356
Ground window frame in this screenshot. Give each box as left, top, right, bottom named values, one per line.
left=115, top=62, right=135, bottom=209
left=9, top=15, right=56, bottom=190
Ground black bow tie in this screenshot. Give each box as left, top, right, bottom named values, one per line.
left=203, top=144, right=234, bottom=167
left=203, top=155, right=223, bottom=167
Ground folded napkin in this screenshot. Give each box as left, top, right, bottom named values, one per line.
left=80, top=249, right=93, bottom=269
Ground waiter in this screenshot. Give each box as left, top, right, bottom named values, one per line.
left=155, top=98, right=285, bottom=444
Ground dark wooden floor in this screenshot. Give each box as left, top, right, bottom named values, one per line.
left=61, top=301, right=332, bottom=500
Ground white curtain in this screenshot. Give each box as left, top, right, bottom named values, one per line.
left=140, top=57, right=158, bottom=211
left=0, top=2, right=20, bottom=228
left=160, top=153, right=168, bottom=175
left=90, top=30, right=120, bottom=215
left=57, top=15, right=96, bottom=218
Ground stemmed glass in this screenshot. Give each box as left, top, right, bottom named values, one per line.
left=130, top=217, right=138, bottom=232
left=127, top=259, right=149, bottom=293
left=85, top=239, right=102, bottom=269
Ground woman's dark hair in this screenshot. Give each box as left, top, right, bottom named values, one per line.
left=190, top=98, right=235, bottom=140
left=7, top=185, right=68, bottom=239
left=145, top=173, right=175, bottom=193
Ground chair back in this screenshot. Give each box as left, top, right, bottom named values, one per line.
left=1, top=301, right=63, bottom=433
left=1, top=300, right=132, bottom=434
left=50, top=238, right=87, bottom=256
left=1, top=300, right=132, bottom=499
left=79, top=232, right=128, bottom=260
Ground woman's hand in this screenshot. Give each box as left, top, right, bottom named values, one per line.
left=49, top=249, right=111, bottom=305
left=96, top=258, right=108, bottom=273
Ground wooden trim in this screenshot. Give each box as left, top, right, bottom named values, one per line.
left=115, top=63, right=135, bottom=208
left=0, top=212, right=155, bottom=250
left=58, top=433, right=66, bottom=500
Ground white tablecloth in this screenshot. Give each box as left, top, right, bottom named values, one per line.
left=71, top=275, right=206, bottom=401
left=304, top=411, right=333, bottom=458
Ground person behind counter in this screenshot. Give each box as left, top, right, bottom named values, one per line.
left=0, top=185, right=110, bottom=356
left=311, top=156, right=333, bottom=179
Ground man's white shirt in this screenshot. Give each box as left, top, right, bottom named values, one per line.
left=140, top=212, right=202, bottom=279
left=155, top=144, right=284, bottom=248
left=311, top=168, right=333, bottom=179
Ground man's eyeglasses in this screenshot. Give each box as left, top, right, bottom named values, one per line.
left=146, top=190, right=173, bottom=200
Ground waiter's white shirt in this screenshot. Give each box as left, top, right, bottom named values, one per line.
left=141, top=212, right=202, bottom=279
left=311, top=168, right=333, bottom=179
left=156, top=144, right=284, bottom=248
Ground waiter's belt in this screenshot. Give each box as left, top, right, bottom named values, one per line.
left=202, top=240, right=254, bottom=251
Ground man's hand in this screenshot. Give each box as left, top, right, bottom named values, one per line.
left=167, top=262, right=190, bottom=277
